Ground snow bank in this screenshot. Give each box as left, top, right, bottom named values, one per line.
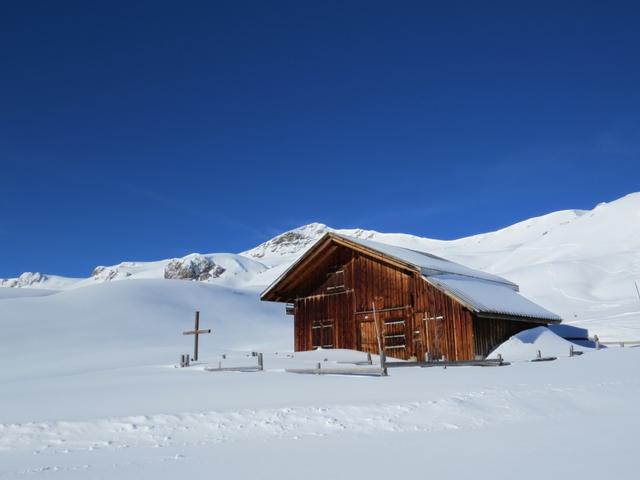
left=488, top=326, right=588, bottom=362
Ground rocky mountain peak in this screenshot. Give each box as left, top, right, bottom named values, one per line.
left=164, top=254, right=226, bottom=281
left=241, top=223, right=331, bottom=264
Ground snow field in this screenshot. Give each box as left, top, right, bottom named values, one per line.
left=2, top=193, right=640, bottom=478
left=1, top=348, right=638, bottom=478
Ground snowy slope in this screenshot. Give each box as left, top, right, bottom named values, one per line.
left=0, top=276, right=638, bottom=479
left=0, top=253, right=268, bottom=291
left=2, top=192, right=640, bottom=339
left=243, top=195, right=640, bottom=339
left=0, top=272, right=82, bottom=290
left=1, top=195, right=640, bottom=479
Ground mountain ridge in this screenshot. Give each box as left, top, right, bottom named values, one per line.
left=2, top=192, right=639, bottom=339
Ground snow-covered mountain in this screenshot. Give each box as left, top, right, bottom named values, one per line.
left=239, top=194, right=640, bottom=339
left=0, top=271, right=82, bottom=290
left=0, top=253, right=268, bottom=291
left=2, top=194, right=640, bottom=479
left=2, top=192, right=639, bottom=339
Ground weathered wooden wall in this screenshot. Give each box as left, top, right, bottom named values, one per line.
left=291, top=242, right=544, bottom=361
left=413, top=280, right=476, bottom=361
left=293, top=245, right=479, bottom=360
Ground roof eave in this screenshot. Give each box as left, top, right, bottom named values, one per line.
left=261, top=232, right=421, bottom=303
left=259, top=232, right=334, bottom=302
left=475, top=311, right=562, bottom=324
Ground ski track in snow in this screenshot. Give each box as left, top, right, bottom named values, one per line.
left=1, top=379, right=634, bottom=476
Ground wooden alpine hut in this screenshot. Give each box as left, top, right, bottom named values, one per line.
left=261, top=233, right=561, bottom=361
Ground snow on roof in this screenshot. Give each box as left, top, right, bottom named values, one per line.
left=336, top=234, right=518, bottom=288
left=428, top=274, right=562, bottom=322
left=263, top=233, right=561, bottom=322
left=337, top=234, right=560, bottom=322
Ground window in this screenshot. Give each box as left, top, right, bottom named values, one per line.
left=325, top=267, right=345, bottom=292
left=311, top=319, right=334, bottom=348
left=383, top=317, right=406, bottom=350
left=384, top=334, right=406, bottom=350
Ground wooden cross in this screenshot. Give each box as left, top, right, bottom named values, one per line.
left=183, top=311, right=211, bottom=361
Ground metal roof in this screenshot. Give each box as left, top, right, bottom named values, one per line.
left=334, top=234, right=518, bottom=287
left=334, top=234, right=560, bottom=322
left=262, top=232, right=561, bottom=322
left=427, top=274, right=562, bottom=322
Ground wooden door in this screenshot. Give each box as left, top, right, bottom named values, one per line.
left=359, top=321, right=378, bottom=354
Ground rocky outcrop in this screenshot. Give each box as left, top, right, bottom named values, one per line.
left=242, top=223, right=330, bottom=261
left=91, top=266, right=132, bottom=282
left=0, top=272, right=48, bottom=288
left=164, top=254, right=226, bottom=281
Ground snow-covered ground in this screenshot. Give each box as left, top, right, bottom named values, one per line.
left=1, top=193, right=640, bottom=478
left=1, top=309, right=638, bottom=479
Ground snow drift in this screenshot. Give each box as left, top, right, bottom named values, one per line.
left=488, top=326, right=586, bottom=362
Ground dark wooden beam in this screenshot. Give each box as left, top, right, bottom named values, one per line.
left=475, top=312, right=561, bottom=324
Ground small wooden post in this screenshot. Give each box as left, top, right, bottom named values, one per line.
left=194, top=312, right=200, bottom=361
left=371, top=302, right=388, bottom=376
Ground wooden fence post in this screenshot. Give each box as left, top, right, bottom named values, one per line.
left=371, top=302, right=388, bottom=376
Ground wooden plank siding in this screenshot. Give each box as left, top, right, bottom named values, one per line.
left=284, top=240, right=548, bottom=361
left=291, top=244, right=472, bottom=360
left=412, top=279, right=475, bottom=361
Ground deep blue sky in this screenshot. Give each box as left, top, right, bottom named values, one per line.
left=1, top=1, right=639, bottom=278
